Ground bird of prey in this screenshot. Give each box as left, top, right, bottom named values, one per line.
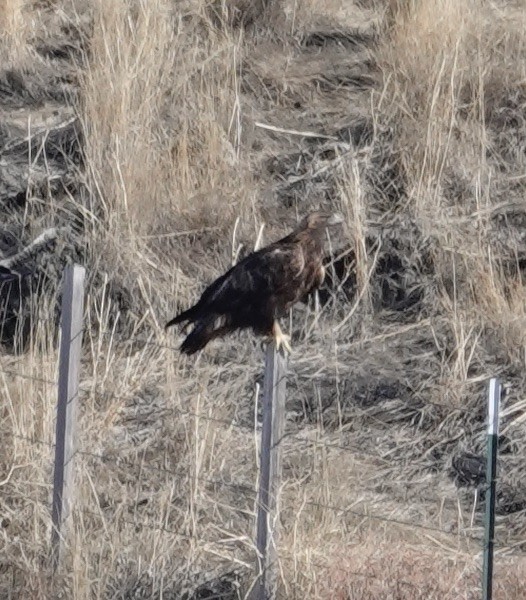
left=165, top=211, right=344, bottom=355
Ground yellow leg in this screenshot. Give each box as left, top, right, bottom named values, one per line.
left=272, top=321, right=292, bottom=354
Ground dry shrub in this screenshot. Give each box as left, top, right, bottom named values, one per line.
left=291, top=0, right=378, bottom=30
left=379, top=0, right=484, bottom=206
left=209, top=0, right=273, bottom=27
left=0, top=328, right=60, bottom=597
left=78, top=0, right=260, bottom=328
left=469, top=264, right=526, bottom=364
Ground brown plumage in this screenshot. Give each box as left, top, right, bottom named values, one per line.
left=165, top=211, right=344, bottom=354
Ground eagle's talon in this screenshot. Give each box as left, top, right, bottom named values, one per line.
left=276, top=334, right=292, bottom=354
left=272, top=322, right=292, bottom=354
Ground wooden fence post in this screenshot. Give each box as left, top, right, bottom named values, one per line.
left=251, top=342, right=287, bottom=600
left=51, top=264, right=85, bottom=570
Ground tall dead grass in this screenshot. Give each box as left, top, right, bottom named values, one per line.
left=81, top=0, right=255, bottom=245
left=0, top=0, right=30, bottom=64
left=381, top=0, right=526, bottom=211
left=2, top=0, right=526, bottom=598
left=378, top=0, right=526, bottom=393
left=77, top=0, right=262, bottom=332
left=319, top=543, right=526, bottom=599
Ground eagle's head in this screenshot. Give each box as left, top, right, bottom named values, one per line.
left=300, top=211, right=345, bottom=230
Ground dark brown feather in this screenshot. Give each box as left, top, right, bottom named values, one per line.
left=165, top=211, right=343, bottom=354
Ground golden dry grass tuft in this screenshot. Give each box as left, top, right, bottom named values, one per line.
left=1, top=0, right=526, bottom=598
left=82, top=0, right=255, bottom=234
left=0, top=0, right=30, bottom=65
left=373, top=0, right=526, bottom=422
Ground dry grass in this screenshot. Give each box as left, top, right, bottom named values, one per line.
left=376, top=0, right=526, bottom=404
left=0, top=0, right=30, bottom=65
left=82, top=0, right=251, bottom=231
left=1, top=0, right=526, bottom=598
left=319, top=544, right=526, bottom=599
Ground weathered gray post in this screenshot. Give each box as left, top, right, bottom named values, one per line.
left=482, top=377, right=501, bottom=600
left=251, top=342, right=287, bottom=600
left=51, top=264, right=85, bottom=570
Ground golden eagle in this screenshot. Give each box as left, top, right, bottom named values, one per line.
left=165, top=211, right=344, bottom=354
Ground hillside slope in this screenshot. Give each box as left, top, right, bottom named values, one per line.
left=1, top=0, right=526, bottom=598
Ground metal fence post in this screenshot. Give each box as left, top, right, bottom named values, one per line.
left=251, top=342, right=287, bottom=600
left=482, top=377, right=501, bottom=600
left=51, top=264, right=85, bottom=570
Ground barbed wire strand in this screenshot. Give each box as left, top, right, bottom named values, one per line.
left=3, top=428, right=511, bottom=547
left=78, top=476, right=521, bottom=554
left=0, top=385, right=516, bottom=551
left=96, top=400, right=398, bottom=464
left=120, top=401, right=487, bottom=470
left=79, top=506, right=198, bottom=542
left=4, top=438, right=525, bottom=559
left=1, top=496, right=520, bottom=600
left=96, top=388, right=489, bottom=460
left=72, top=442, right=486, bottom=544
left=2, top=373, right=490, bottom=483
left=3, top=385, right=487, bottom=477
left=75, top=446, right=256, bottom=497
left=0, top=367, right=57, bottom=387
left=99, top=329, right=183, bottom=355
left=96, top=330, right=494, bottom=418
left=95, top=390, right=385, bottom=458
left=0, top=323, right=493, bottom=421
left=102, top=399, right=251, bottom=434
left=0, top=365, right=490, bottom=478
left=76, top=507, right=423, bottom=590
left=5, top=430, right=55, bottom=449
left=76, top=502, right=526, bottom=564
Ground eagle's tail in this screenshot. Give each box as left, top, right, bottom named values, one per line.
left=165, top=305, right=200, bottom=330
left=180, top=315, right=217, bottom=355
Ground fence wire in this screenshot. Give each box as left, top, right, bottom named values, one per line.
left=106, top=329, right=494, bottom=419
left=0, top=325, right=492, bottom=423
left=4, top=429, right=526, bottom=569
left=69, top=440, right=484, bottom=546
left=1, top=359, right=524, bottom=576
left=4, top=427, right=491, bottom=546
left=0, top=367, right=57, bottom=387
left=72, top=507, right=448, bottom=593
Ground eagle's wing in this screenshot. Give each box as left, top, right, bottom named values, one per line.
left=197, top=241, right=307, bottom=315
left=166, top=241, right=311, bottom=354
left=164, top=262, right=251, bottom=328
left=196, top=247, right=301, bottom=314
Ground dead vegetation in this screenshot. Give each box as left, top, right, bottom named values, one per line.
left=1, top=0, right=526, bottom=598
